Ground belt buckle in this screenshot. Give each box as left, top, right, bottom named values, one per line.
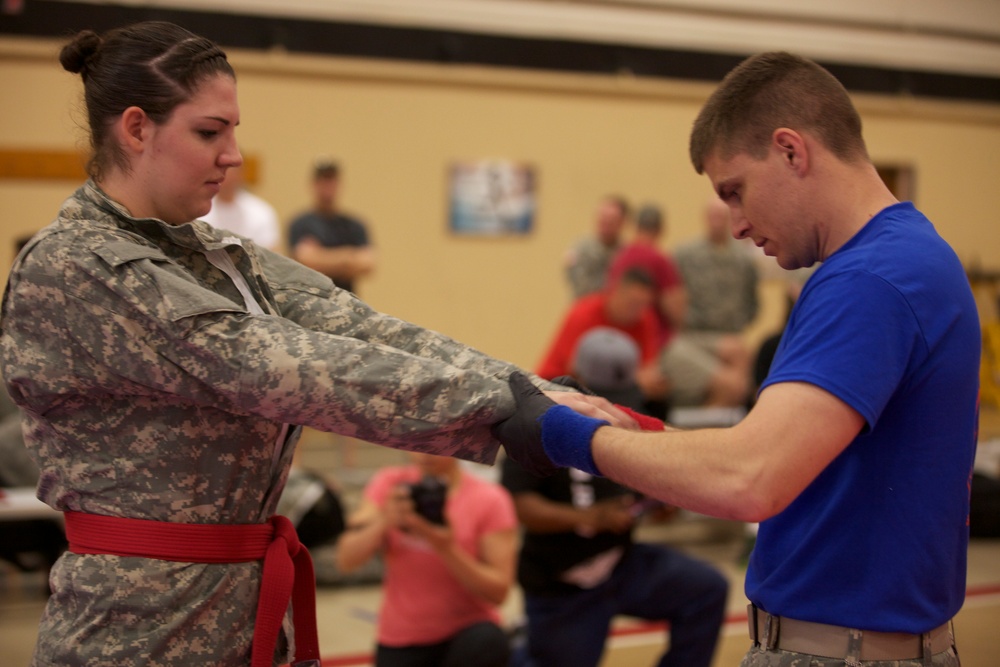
left=763, top=612, right=779, bottom=650
left=747, top=604, right=759, bottom=645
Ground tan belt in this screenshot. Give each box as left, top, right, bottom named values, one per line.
left=748, top=604, right=954, bottom=662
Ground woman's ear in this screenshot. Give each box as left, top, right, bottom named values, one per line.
left=118, top=106, right=149, bottom=153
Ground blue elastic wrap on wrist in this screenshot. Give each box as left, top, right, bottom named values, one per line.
left=540, top=405, right=609, bottom=476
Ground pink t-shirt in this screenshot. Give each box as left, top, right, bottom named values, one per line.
left=365, top=466, right=517, bottom=646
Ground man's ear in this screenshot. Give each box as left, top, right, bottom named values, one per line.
left=118, top=106, right=150, bottom=153
left=772, top=128, right=808, bottom=174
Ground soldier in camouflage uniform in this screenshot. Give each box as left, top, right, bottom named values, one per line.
left=563, top=195, right=630, bottom=299
left=662, top=196, right=759, bottom=407
left=1, top=22, right=627, bottom=667
left=675, top=198, right=759, bottom=336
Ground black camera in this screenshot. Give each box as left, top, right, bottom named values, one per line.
left=406, top=476, right=448, bottom=525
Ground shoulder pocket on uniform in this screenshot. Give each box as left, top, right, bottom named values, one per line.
left=92, top=241, right=170, bottom=267
left=93, top=241, right=247, bottom=323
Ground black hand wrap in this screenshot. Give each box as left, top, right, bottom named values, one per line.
left=491, top=372, right=560, bottom=477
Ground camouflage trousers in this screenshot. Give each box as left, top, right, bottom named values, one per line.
left=738, top=644, right=960, bottom=667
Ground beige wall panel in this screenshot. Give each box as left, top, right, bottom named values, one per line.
left=863, top=111, right=1000, bottom=273
left=2, top=39, right=999, bottom=373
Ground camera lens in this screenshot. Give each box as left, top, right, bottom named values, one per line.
left=407, top=476, right=448, bottom=525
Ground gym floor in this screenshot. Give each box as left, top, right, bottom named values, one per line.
left=2, top=407, right=999, bottom=666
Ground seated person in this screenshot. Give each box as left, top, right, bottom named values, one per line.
left=536, top=267, right=668, bottom=404
left=567, top=327, right=647, bottom=410
left=606, top=204, right=686, bottom=352
left=502, top=328, right=729, bottom=667
left=564, top=195, right=631, bottom=299
left=336, top=453, right=517, bottom=667
left=667, top=198, right=759, bottom=407
left=0, top=379, right=64, bottom=577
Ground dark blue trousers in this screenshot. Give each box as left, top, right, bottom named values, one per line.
left=514, top=543, right=728, bottom=667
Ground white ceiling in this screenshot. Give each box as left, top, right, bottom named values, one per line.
left=56, top=0, right=1000, bottom=78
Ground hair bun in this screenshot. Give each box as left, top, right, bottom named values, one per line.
left=59, top=30, right=102, bottom=76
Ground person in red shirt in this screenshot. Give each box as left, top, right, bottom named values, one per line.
left=536, top=268, right=669, bottom=402
left=606, top=204, right=686, bottom=350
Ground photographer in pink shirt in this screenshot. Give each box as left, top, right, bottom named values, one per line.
left=336, top=453, right=517, bottom=667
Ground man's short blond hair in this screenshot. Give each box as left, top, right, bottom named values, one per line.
left=690, top=52, right=868, bottom=174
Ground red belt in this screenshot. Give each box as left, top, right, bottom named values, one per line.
left=65, top=511, right=320, bottom=667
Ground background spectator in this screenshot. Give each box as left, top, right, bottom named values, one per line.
left=201, top=163, right=281, bottom=251
left=503, top=327, right=728, bottom=667
left=289, top=158, right=376, bottom=294
left=607, top=204, right=686, bottom=351
left=336, top=453, right=517, bottom=667
left=662, top=198, right=759, bottom=407
left=564, top=195, right=630, bottom=300
left=536, top=268, right=668, bottom=403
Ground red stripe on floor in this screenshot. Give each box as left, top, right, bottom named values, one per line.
left=318, top=582, right=1000, bottom=667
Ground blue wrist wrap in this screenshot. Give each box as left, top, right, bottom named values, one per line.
left=540, top=405, right=609, bottom=477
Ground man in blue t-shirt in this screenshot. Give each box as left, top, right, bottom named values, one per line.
left=491, top=52, right=978, bottom=667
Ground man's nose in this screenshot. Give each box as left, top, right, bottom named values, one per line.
left=730, top=210, right=750, bottom=239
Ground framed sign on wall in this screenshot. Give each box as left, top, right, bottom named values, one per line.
left=448, top=159, right=536, bottom=236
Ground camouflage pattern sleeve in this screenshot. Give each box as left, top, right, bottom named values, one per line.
left=565, top=237, right=613, bottom=299
left=258, top=247, right=559, bottom=390
left=4, top=236, right=508, bottom=466
left=0, top=183, right=571, bottom=666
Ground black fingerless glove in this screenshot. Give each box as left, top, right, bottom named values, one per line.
left=492, top=372, right=609, bottom=477
left=491, top=372, right=560, bottom=477
left=548, top=375, right=596, bottom=395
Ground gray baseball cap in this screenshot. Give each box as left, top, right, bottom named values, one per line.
left=571, top=327, right=645, bottom=409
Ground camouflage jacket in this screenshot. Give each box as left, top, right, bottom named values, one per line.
left=0, top=181, right=535, bottom=665
left=565, top=236, right=619, bottom=299
left=675, top=238, right=760, bottom=333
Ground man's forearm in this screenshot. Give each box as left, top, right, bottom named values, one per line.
left=590, top=426, right=768, bottom=522
left=294, top=243, right=375, bottom=279
left=591, top=382, right=863, bottom=522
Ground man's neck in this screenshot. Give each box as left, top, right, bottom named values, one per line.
left=816, top=162, right=899, bottom=261
left=633, top=232, right=658, bottom=247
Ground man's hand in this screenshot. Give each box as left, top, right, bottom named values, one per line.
left=544, top=378, right=640, bottom=430
left=581, top=496, right=636, bottom=535
left=636, top=364, right=670, bottom=401
left=492, top=372, right=560, bottom=477
left=544, top=391, right=639, bottom=429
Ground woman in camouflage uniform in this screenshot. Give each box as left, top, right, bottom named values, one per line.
left=0, top=21, right=628, bottom=667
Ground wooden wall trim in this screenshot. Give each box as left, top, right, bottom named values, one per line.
left=0, top=148, right=259, bottom=184
left=0, top=149, right=87, bottom=181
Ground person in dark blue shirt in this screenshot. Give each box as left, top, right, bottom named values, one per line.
left=289, top=158, right=375, bottom=294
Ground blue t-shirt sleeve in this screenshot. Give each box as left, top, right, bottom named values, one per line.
left=761, top=270, right=921, bottom=431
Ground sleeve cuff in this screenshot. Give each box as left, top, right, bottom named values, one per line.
left=540, top=405, right=608, bottom=476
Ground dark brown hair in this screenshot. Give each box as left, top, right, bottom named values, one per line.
left=604, top=194, right=631, bottom=221
left=689, top=52, right=868, bottom=174
left=60, top=21, right=235, bottom=180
